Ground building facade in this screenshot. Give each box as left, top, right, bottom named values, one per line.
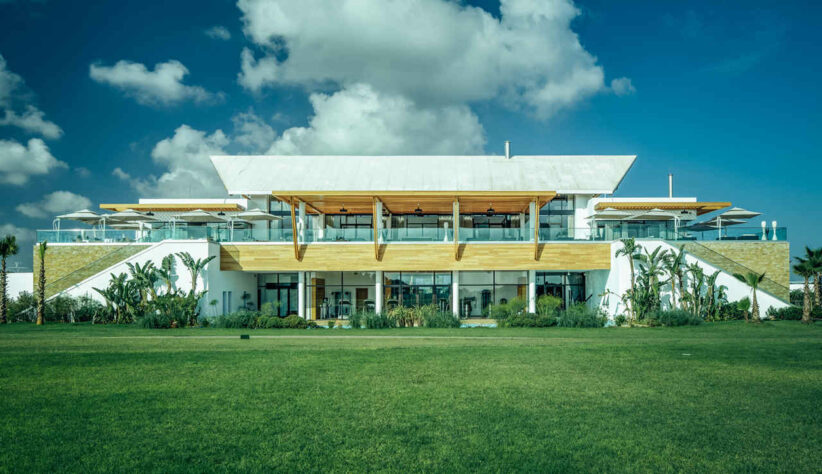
left=34, top=152, right=791, bottom=319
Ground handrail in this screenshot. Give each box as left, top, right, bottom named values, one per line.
left=671, top=240, right=790, bottom=301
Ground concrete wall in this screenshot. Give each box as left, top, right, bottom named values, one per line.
left=7, top=272, right=33, bottom=297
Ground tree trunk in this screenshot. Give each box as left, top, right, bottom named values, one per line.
left=0, top=258, right=6, bottom=324
left=628, top=260, right=636, bottom=323
left=751, top=291, right=760, bottom=323
left=678, top=275, right=685, bottom=311
left=670, top=278, right=677, bottom=310
left=802, top=277, right=812, bottom=324
left=815, top=274, right=821, bottom=308
left=36, top=258, right=45, bottom=326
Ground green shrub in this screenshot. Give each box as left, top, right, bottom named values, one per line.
left=212, top=310, right=257, bottom=328
left=327, top=319, right=335, bottom=329
left=766, top=306, right=802, bottom=321
left=536, top=295, right=562, bottom=318
left=488, top=297, right=528, bottom=323
left=647, top=309, right=702, bottom=327
left=614, top=314, right=627, bottom=327
left=348, top=311, right=364, bottom=329
left=556, top=303, right=607, bottom=328
left=282, top=315, right=308, bottom=329
left=500, top=312, right=555, bottom=328
left=419, top=305, right=460, bottom=328
left=389, top=306, right=419, bottom=327
left=364, top=312, right=395, bottom=329
left=137, top=312, right=173, bottom=329
left=790, top=289, right=803, bottom=307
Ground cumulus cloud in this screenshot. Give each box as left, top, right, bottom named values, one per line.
left=205, top=26, right=231, bottom=40
left=89, top=59, right=220, bottom=105
left=610, top=77, right=636, bottom=96
left=232, top=109, right=276, bottom=153
left=129, top=125, right=229, bottom=197
left=16, top=191, right=92, bottom=218
left=266, top=84, right=485, bottom=155
left=0, top=105, right=63, bottom=139
left=111, top=167, right=131, bottom=181
left=0, top=54, right=62, bottom=139
left=238, top=0, right=610, bottom=118
left=0, top=138, right=67, bottom=185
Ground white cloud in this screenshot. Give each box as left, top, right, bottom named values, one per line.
left=232, top=109, right=276, bottom=153
left=0, top=105, right=63, bottom=139
left=89, top=59, right=220, bottom=106
left=238, top=0, right=607, bottom=118
left=130, top=125, right=229, bottom=198
left=111, top=167, right=131, bottom=181
left=266, top=84, right=485, bottom=155
left=0, top=138, right=67, bottom=185
left=0, top=54, right=24, bottom=107
left=0, top=54, right=62, bottom=139
left=16, top=191, right=92, bottom=218
left=75, top=167, right=91, bottom=178
left=610, top=77, right=636, bottom=96
left=205, top=26, right=231, bottom=40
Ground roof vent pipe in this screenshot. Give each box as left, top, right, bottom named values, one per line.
left=505, top=140, right=511, bottom=159
left=668, top=173, right=673, bottom=198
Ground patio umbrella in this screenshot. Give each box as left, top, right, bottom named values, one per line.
left=237, top=208, right=281, bottom=221
left=55, top=209, right=112, bottom=235
left=587, top=208, right=634, bottom=220
left=715, top=207, right=761, bottom=240
left=174, top=209, right=228, bottom=223
left=623, top=208, right=679, bottom=221
left=108, top=209, right=159, bottom=223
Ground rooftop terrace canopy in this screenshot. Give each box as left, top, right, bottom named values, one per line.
left=210, top=154, right=638, bottom=196
left=593, top=201, right=730, bottom=216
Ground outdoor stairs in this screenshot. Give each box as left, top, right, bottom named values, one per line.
left=669, top=241, right=790, bottom=303
left=45, top=244, right=150, bottom=298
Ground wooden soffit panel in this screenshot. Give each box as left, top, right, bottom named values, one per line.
left=100, top=203, right=243, bottom=212
left=220, top=242, right=610, bottom=272
left=594, top=201, right=731, bottom=216
left=273, top=191, right=556, bottom=215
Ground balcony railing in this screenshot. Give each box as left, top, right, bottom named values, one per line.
left=37, top=224, right=787, bottom=244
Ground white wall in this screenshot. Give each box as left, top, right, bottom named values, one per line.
left=7, top=272, right=33, bottom=298
left=601, top=240, right=789, bottom=320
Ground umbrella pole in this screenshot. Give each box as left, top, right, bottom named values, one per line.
left=717, top=216, right=722, bottom=240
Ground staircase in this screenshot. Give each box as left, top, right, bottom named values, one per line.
left=671, top=241, right=790, bottom=303
left=44, top=244, right=149, bottom=298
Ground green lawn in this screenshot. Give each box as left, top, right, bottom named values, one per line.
left=1, top=323, right=820, bottom=472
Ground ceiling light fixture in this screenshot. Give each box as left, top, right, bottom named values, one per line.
left=414, top=203, right=423, bottom=215
left=486, top=203, right=495, bottom=216
left=339, top=205, right=348, bottom=214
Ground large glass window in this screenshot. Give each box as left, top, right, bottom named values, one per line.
left=535, top=272, right=586, bottom=308
left=257, top=273, right=298, bottom=316
left=540, top=196, right=574, bottom=234
left=459, top=271, right=527, bottom=318
left=383, top=272, right=452, bottom=312
left=307, top=271, right=376, bottom=319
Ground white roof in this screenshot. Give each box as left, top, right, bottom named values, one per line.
left=210, top=155, right=637, bottom=195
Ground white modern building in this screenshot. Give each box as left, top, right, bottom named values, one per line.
left=34, top=149, right=791, bottom=319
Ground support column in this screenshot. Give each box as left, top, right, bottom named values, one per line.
left=528, top=270, right=536, bottom=314
left=452, top=270, right=460, bottom=317
left=453, top=199, right=460, bottom=260
left=375, top=270, right=383, bottom=314
left=298, top=271, right=306, bottom=319
left=298, top=200, right=306, bottom=242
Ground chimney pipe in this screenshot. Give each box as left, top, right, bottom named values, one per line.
left=668, top=173, right=673, bottom=198
left=504, top=140, right=511, bottom=159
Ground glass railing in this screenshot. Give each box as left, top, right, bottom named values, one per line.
left=37, top=224, right=787, bottom=244
left=382, top=227, right=454, bottom=242
left=458, top=227, right=528, bottom=242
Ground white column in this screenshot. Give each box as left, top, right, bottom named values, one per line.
left=375, top=270, right=383, bottom=314
left=453, top=200, right=460, bottom=243
left=318, top=213, right=325, bottom=239
left=528, top=270, right=536, bottom=313
left=298, top=201, right=306, bottom=242
left=452, top=271, right=460, bottom=317
left=298, top=271, right=306, bottom=319
left=529, top=201, right=537, bottom=241
left=376, top=201, right=384, bottom=243
left=519, top=212, right=526, bottom=238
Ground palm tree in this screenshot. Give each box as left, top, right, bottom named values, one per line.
left=36, top=241, right=47, bottom=325
left=792, top=259, right=814, bottom=325
left=0, top=234, right=20, bottom=324
left=733, top=271, right=766, bottom=323
left=127, top=261, right=158, bottom=302
left=175, top=252, right=215, bottom=295
left=801, top=246, right=822, bottom=308
left=662, top=246, right=686, bottom=310
left=615, top=238, right=640, bottom=322
left=684, top=262, right=705, bottom=317
left=156, top=254, right=176, bottom=295
left=636, top=246, right=668, bottom=312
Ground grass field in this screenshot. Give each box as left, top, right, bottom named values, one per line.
left=1, top=323, right=820, bottom=472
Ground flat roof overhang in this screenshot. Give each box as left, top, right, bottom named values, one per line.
left=594, top=201, right=731, bottom=216
left=100, top=203, right=244, bottom=212
left=272, top=191, right=557, bottom=215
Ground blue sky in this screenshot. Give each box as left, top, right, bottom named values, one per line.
left=0, top=0, right=819, bottom=270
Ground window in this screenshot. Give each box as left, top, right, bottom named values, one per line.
left=459, top=271, right=527, bottom=318
left=257, top=273, right=298, bottom=316
left=307, top=272, right=376, bottom=319
left=383, top=272, right=452, bottom=312
left=221, top=290, right=232, bottom=315
left=535, top=272, right=586, bottom=308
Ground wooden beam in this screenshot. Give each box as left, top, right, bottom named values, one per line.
left=533, top=197, right=539, bottom=261
left=289, top=197, right=299, bottom=261
left=100, top=203, right=242, bottom=212
left=453, top=198, right=460, bottom=261
left=372, top=197, right=379, bottom=260
left=271, top=190, right=558, bottom=197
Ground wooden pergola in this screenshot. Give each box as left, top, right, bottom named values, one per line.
left=274, top=191, right=557, bottom=261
